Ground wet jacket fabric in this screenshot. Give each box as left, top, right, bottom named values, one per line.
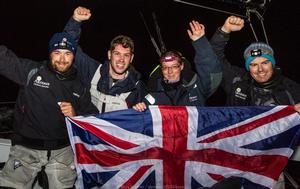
left=64, top=18, right=148, bottom=112
left=144, top=36, right=223, bottom=106
left=0, top=45, right=98, bottom=150
left=210, top=28, right=300, bottom=106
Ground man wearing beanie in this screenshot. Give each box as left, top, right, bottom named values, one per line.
left=0, top=32, right=98, bottom=188
left=210, top=15, right=300, bottom=189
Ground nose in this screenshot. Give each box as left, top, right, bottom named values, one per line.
left=119, top=54, right=125, bottom=62
left=257, top=64, right=263, bottom=72
left=59, top=54, right=65, bottom=62
left=167, top=67, right=173, bottom=74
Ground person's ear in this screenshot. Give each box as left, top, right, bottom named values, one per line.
left=107, top=50, right=111, bottom=60
left=129, top=53, right=134, bottom=63
left=180, top=63, right=184, bottom=71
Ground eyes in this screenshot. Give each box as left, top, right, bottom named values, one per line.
left=112, top=51, right=132, bottom=58
left=161, top=64, right=181, bottom=71
left=52, top=50, right=73, bottom=56
left=250, top=60, right=271, bottom=68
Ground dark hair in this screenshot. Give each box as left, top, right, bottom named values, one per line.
left=110, top=35, right=134, bottom=53
left=159, top=50, right=183, bottom=64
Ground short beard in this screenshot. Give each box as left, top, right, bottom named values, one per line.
left=52, top=61, right=71, bottom=73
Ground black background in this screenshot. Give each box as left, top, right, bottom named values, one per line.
left=0, top=0, right=299, bottom=105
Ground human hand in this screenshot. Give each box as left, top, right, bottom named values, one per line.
left=187, top=20, right=205, bottom=41
left=59, top=102, right=76, bottom=117
left=294, top=103, right=300, bottom=114
left=132, top=102, right=147, bottom=112
left=73, top=6, right=91, bottom=22
left=221, top=15, right=244, bottom=33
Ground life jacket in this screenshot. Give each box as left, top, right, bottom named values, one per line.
left=90, top=65, right=130, bottom=113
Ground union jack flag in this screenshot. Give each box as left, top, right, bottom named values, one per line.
left=66, top=105, right=300, bottom=189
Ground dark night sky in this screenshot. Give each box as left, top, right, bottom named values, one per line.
left=0, top=0, right=299, bottom=105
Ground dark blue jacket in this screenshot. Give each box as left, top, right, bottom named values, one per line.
left=145, top=36, right=222, bottom=106
left=0, top=45, right=98, bottom=149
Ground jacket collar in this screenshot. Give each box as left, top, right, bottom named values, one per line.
left=97, top=61, right=141, bottom=95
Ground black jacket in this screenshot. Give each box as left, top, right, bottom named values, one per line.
left=144, top=36, right=223, bottom=106
left=0, top=45, right=98, bottom=150
left=210, top=29, right=300, bottom=106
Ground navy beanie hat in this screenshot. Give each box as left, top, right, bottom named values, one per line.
left=243, top=42, right=276, bottom=71
left=48, top=32, right=77, bottom=54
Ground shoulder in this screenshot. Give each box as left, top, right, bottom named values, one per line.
left=128, top=65, right=142, bottom=80
left=184, top=73, right=198, bottom=87
left=280, top=76, right=300, bottom=89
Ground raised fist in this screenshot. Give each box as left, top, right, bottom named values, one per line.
left=221, top=16, right=245, bottom=33
left=73, top=6, right=92, bottom=22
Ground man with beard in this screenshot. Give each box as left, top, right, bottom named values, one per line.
left=0, top=32, right=98, bottom=189
left=63, top=6, right=147, bottom=113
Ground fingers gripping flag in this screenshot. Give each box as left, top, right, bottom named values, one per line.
left=66, top=105, right=300, bottom=189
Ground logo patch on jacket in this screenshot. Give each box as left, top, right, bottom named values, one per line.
left=33, top=76, right=50, bottom=88
left=145, top=94, right=155, bottom=105
left=13, top=159, right=23, bottom=170
left=189, top=95, right=198, bottom=102
left=234, top=87, right=247, bottom=100
left=73, top=92, right=80, bottom=98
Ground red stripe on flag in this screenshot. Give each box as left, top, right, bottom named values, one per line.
left=75, top=142, right=288, bottom=180
left=121, top=165, right=153, bottom=189
left=75, top=143, right=170, bottom=166
left=185, top=148, right=288, bottom=180
left=199, top=106, right=296, bottom=143
left=159, top=105, right=189, bottom=188
left=70, top=118, right=138, bottom=150
left=207, top=173, right=225, bottom=182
